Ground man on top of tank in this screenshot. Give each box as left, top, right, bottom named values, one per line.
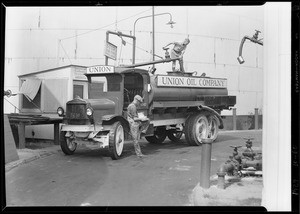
left=163, top=37, right=190, bottom=73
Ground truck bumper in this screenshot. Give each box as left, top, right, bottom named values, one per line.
left=61, top=124, right=109, bottom=148
left=61, top=124, right=103, bottom=132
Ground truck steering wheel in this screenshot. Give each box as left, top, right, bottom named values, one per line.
left=124, top=88, right=130, bottom=103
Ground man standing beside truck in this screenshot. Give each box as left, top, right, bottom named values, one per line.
left=127, top=95, right=150, bottom=158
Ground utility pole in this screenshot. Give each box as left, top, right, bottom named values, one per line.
left=152, top=6, right=155, bottom=68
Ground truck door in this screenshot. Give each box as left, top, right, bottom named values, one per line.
left=123, top=73, right=149, bottom=114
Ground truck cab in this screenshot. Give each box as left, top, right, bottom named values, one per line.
left=86, top=67, right=150, bottom=122
left=58, top=66, right=151, bottom=159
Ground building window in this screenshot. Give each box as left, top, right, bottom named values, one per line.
left=73, top=85, right=84, bottom=99
left=22, top=85, right=41, bottom=109
left=20, top=79, right=42, bottom=109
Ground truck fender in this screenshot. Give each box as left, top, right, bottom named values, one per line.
left=197, top=105, right=224, bottom=129
left=102, top=115, right=130, bottom=135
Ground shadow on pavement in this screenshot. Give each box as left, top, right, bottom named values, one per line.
left=213, top=134, right=241, bottom=144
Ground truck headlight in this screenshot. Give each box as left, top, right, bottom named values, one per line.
left=57, top=107, right=64, bottom=116
left=86, top=107, right=93, bottom=116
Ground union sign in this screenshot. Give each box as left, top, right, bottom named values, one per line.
left=86, top=65, right=115, bottom=74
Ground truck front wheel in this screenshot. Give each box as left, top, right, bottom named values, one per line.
left=184, top=113, right=209, bottom=146
left=108, top=121, right=124, bottom=160
left=145, top=126, right=166, bottom=144
left=60, top=131, right=77, bottom=155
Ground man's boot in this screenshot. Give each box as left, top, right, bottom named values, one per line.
left=134, top=141, right=145, bottom=157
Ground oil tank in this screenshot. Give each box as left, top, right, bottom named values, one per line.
left=149, top=72, right=228, bottom=102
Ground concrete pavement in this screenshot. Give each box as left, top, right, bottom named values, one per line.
left=5, top=144, right=60, bottom=172
left=5, top=130, right=265, bottom=208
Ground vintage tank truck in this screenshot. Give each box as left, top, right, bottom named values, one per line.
left=57, top=62, right=236, bottom=159
left=57, top=31, right=236, bottom=159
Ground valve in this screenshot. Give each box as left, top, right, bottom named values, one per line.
left=163, top=47, right=170, bottom=59
left=243, top=137, right=254, bottom=148
left=229, top=145, right=242, bottom=157
left=242, top=137, right=256, bottom=161
left=217, top=137, right=262, bottom=188
left=4, top=89, right=17, bottom=97
left=253, top=30, right=261, bottom=40
left=229, top=145, right=242, bottom=166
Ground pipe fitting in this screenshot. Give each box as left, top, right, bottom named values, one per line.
left=217, top=173, right=226, bottom=189
left=216, top=162, right=237, bottom=189
left=237, top=56, right=245, bottom=64
left=237, top=33, right=263, bottom=64
left=219, top=162, right=235, bottom=174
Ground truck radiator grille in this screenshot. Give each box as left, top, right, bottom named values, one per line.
left=66, top=104, right=88, bottom=125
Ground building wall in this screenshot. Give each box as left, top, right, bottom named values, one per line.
left=18, top=66, right=72, bottom=112
left=262, top=2, right=291, bottom=211
left=15, top=65, right=88, bottom=139
left=4, top=6, right=264, bottom=115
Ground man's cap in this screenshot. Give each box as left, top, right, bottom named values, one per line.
left=134, top=95, right=143, bottom=102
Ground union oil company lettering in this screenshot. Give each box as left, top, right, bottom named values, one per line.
left=157, top=75, right=227, bottom=88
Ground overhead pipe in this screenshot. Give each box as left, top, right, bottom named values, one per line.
left=120, top=57, right=181, bottom=69
left=237, top=30, right=263, bottom=64
left=133, top=12, right=176, bottom=67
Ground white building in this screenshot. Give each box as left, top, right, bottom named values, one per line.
left=4, top=6, right=264, bottom=116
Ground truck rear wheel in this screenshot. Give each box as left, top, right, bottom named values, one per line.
left=167, top=131, right=183, bottom=143
left=184, top=113, right=209, bottom=146
left=145, top=126, right=166, bottom=144
left=207, top=115, right=219, bottom=141
left=167, top=124, right=183, bottom=143
left=60, top=131, right=77, bottom=155
left=108, top=121, right=124, bottom=160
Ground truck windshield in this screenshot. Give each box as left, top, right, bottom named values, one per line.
left=90, top=75, right=121, bottom=93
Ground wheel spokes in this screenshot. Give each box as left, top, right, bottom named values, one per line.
left=116, top=126, right=124, bottom=155
left=175, top=132, right=182, bottom=138
left=67, top=138, right=76, bottom=151
left=207, top=117, right=217, bottom=139
left=196, top=119, right=207, bottom=141
left=208, top=118, right=213, bottom=138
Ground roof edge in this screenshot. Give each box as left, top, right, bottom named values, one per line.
left=18, top=64, right=87, bottom=78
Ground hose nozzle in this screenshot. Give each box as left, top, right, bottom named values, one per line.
left=237, top=56, right=245, bottom=64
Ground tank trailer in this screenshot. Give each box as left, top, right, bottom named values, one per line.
left=57, top=31, right=236, bottom=160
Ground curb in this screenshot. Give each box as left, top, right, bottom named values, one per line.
left=219, top=129, right=262, bottom=134
left=5, top=150, right=58, bottom=173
